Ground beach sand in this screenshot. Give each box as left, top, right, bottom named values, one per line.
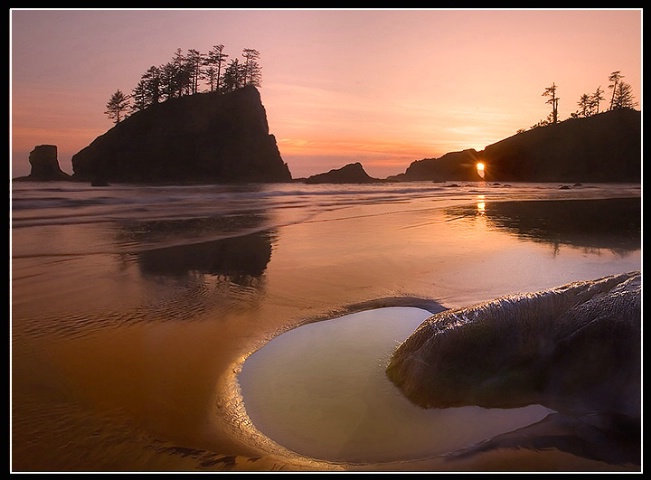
left=10, top=182, right=641, bottom=472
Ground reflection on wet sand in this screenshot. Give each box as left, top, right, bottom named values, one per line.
left=114, top=210, right=269, bottom=244
left=114, top=211, right=274, bottom=285
left=137, top=231, right=273, bottom=283
left=446, top=197, right=640, bottom=253
left=11, top=182, right=642, bottom=473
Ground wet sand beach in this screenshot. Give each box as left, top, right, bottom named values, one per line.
left=10, top=181, right=641, bottom=472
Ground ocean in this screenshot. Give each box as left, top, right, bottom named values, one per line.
left=10, top=180, right=641, bottom=472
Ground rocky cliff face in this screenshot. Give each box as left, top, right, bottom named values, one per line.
left=386, top=271, right=641, bottom=420
left=71, top=85, right=292, bottom=184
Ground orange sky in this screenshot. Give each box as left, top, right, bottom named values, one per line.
left=10, top=8, right=642, bottom=179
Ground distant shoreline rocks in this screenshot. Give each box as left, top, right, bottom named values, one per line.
left=393, top=109, right=640, bottom=183
left=12, top=106, right=640, bottom=185
left=300, top=162, right=382, bottom=184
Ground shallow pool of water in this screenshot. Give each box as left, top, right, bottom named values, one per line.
left=239, top=307, right=554, bottom=464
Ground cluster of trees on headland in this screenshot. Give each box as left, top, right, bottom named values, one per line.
left=527, top=70, right=637, bottom=132
left=104, top=45, right=261, bottom=123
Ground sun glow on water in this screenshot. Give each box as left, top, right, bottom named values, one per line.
left=477, top=194, right=486, bottom=213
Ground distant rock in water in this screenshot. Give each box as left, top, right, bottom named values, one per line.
left=395, top=109, right=641, bottom=182
left=91, top=178, right=110, bottom=187
left=14, top=145, right=73, bottom=182
left=386, top=271, right=641, bottom=421
left=303, top=162, right=381, bottom=184
left=71, top=85, right=292, bottom=184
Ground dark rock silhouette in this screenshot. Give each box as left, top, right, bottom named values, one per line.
left=480, top=109, right=641, bottom=182
left=71, top=85, right=292, bottom=184
left=386, top=271, right=641, bottom=421
left=13, top=145, right=73, bottom=182
left=91, top=178, right=110, bottom=187
left=302, top=162, right=381, bottom=184
left=392, top=109, right=641, bottom=183
left=15, top=101, right=640, bottom=185
left=389, top=149, right=482, bottom=182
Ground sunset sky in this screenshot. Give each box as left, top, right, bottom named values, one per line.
left=10, top=8, right=642, bottom=179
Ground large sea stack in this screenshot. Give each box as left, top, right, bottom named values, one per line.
left=71, top=85, right=292, bottom=184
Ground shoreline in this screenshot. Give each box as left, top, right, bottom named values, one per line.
left=11, top=183, right=641, bottom=472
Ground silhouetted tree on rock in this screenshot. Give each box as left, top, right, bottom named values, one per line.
left=608, top=70, right=623, bottom=110
left=104, top=90, right=130, bottom=124
left=542, top=82, right=559, bottom=124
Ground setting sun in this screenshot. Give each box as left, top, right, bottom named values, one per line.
left=476, top=162, right=485, bottom=179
